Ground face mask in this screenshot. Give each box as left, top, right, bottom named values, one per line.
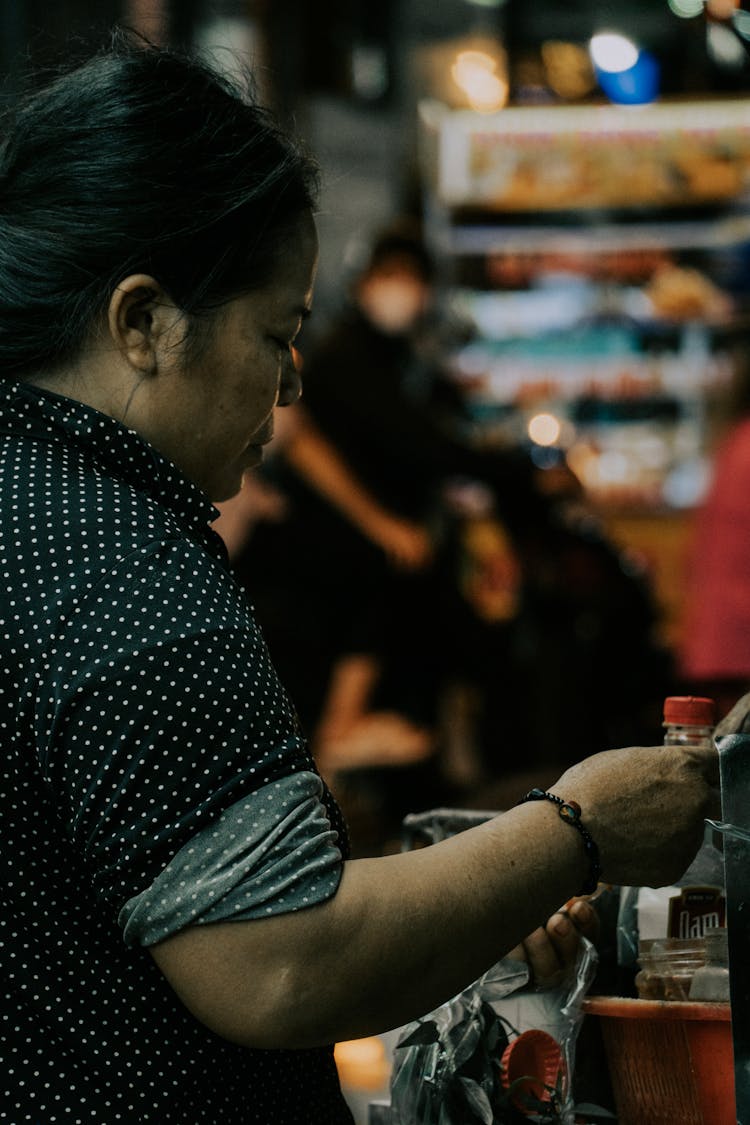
left=359, top=276, right=428, bottom=335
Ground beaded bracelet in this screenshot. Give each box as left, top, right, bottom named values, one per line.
left=518, top=787, right=602, bottom=895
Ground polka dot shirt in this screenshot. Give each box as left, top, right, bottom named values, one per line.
left=0, top=380, right=354, bottom=1124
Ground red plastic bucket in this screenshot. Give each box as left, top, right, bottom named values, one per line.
left=583, top=997, right=734, bottom=1125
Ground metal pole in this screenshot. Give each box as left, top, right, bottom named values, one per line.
left=718, top=731, right=750, bottom=1124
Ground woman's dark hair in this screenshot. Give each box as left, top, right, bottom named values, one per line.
left=0, top=32, right=320, bottom=377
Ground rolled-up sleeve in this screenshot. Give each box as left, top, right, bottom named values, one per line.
left=119, top=770, right=342, bottom=945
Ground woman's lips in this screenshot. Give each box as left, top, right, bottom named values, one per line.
left=248, top=428, right=273, bottom=450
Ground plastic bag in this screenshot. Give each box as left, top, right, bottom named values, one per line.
left=389, top=938, right=597, bottom=1125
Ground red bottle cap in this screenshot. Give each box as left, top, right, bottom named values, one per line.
left=499, top=1029, right=565, bottom=1110
left=663, top=696, right=716, bottom=726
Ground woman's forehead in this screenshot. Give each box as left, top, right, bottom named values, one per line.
left=268, top=213, right=319, bottom=291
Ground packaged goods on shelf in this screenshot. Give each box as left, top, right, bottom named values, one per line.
left=421, top=100, right=750, bottom=513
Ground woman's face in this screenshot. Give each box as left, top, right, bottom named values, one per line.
left=167, top=211, right=318, bottom=502
left=356, top=259, right=431, bottom=336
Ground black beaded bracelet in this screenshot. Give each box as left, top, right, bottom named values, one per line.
left=518, top=787, right=602, bottom=895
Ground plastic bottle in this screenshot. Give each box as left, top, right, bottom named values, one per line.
left=617, top=696, right=726, bottom=993
left=660, top=697, right=725, bottom=939
left=662, top=694, right=715, bottom=751
left=689, top=926, right=730, bottom=1001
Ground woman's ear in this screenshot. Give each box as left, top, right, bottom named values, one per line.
left=107, top=274, right=180, bottom=375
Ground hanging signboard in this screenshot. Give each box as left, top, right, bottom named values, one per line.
left=437, top=101, right=750, bottom=210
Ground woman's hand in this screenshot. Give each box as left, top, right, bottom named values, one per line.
left=551, top=742, right=719, bottom=889
left=507, top=898, right=599, bottom=990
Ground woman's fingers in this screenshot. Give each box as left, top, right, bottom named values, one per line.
left=522, top=898, right=600, bottom=989
left=566, top=897, right=600, bottom=940
left=522, top=925, right=568, bottom=990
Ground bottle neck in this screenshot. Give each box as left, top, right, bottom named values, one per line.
left=663, top=724, right=714, bottom=750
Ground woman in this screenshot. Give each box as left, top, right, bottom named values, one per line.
left=0, top=36, right=722, bottom=1124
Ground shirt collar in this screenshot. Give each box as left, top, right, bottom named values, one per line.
left=0, top=379, right=219, bottom=537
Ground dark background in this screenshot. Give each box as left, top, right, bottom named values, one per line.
left=2, top=1, right=748, bottom=317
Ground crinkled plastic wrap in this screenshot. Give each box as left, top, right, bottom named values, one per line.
left=389, top=939, right=597, bottom=1125
left=708, top=817, right=750, bottom=844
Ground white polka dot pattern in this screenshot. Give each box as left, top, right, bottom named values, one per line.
left=0, top=380, right=353, bottom=1123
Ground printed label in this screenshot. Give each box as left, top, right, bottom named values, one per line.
left=667, top=886, right=725, bottom=940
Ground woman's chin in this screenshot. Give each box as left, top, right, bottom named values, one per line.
left=211, top=471, right=248, bottom=504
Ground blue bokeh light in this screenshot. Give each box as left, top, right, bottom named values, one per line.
left=595, top=49, right=661, bottom=105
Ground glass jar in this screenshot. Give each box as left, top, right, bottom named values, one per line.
left=635, top=937, right=707, bottom=1001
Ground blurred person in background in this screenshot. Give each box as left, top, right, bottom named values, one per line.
left=214, top=395, right=436, bottom=784
left=229, top=221, right=670, bottom=835
left=228, top=221, right=554, bottom=843
left=221, top=224, right=449, bottom=846
left=680, top=343, right=750, bottom=714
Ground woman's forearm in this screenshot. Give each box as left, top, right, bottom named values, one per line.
left=285, top=416, right=431, bottom=563
left=150, top=800, right=583, bottom=1048
left=151, top=738, right=718, bottom=1049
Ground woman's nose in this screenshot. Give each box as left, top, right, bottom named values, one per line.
left=278, top=349, right=302, bottom=407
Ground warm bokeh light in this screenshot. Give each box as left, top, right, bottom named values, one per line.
left=451, top=50, right=509, bottom=113
left=589, top=32, right=640, bottom=74
left=334, top=1038, right=390, bottom=1093
left=528, top=412, right=562, bottom=447
left=541, top=41, right=597, bottom=100
left=707, top=0, right=739, bottom=18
